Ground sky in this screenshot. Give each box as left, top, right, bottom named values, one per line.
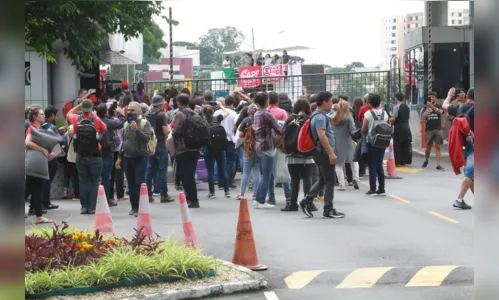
left=154, top=0, right=469, bottom=68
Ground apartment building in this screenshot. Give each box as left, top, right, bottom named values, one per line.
left=379, top=16, right=405, bottom=70
left=449, top=8, right=470, bottom=26
left=405, top=12, right=424, bottom=34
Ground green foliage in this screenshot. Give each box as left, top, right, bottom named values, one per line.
left=25, top=1, right=174, bottom=70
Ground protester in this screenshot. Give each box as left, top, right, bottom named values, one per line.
left=278, top=93, right=293, bottom=114
left=443, top=87, right=474, bottom=210
left=252, top=92, right=283, bottom=209
left=214, top=96, right=238, bottom=189
left=67, top=99, right=107, bottom=214
left=389, top=92, right=412, bottom=166
left=145, top=95, right=174, bottom=204
left=115, top=102, right=152, bottom=216
left=299, top=92, right=344, bottom=218
left=108, top=104, right=127, bottom=202
left=421, top=91, right=445, bottom=170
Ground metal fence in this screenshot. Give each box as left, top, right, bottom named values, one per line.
left=144, top=70, right=400, bottom=109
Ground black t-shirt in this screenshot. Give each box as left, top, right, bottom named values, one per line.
left=238, top=116, right=253, bottom=133
left=148, top=111, right=168, bottom=148
left=236, top=106, right=249, bottom=129
left=423, top=104, right=442, bottom=131
left=448, top=103, right=474, bottom=132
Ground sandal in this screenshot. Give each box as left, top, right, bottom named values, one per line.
left=35, top=218, right=54, bottom=224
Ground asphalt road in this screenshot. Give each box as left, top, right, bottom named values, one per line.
left=26, top=154, right=474, bottom=300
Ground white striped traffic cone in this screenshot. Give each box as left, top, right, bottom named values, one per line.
left=386, top=139, right=402, bottom=179
left=137, top=183, right=153, bottom=237
left=94, top=185, right=114, bottom=234
left=179, top=192, right=198, bottom=248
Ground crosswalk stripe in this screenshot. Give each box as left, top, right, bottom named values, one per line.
left=406, top=266, right=458, bottom=287
left=428, top=211, right=459, bottom=224
left=336, top=267, right=393, bottom=289
left=390, top=194, right=411, bottom=204
left=284, top=270, right=327, bottom=289
left=264, top=291, right=280, bottom=300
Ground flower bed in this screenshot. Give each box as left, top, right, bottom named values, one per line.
left=25, top=222, right=217, bottom=299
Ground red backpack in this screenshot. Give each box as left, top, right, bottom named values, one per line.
left=62, top=98, right=79, bottom=119
left=297, top=112, right=326, bottom=153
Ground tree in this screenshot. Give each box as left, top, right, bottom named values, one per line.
left=198, top=27, right=245, bottom=66
left=25, top=1, right=178, bottom=70
left=344, top=61, right=365, bottom=72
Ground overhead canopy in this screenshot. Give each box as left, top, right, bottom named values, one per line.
left=223, top=45, right=312, bottom=56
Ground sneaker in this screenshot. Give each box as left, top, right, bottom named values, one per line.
left=252, top=194, right=257, bottom=200
left=230, top=183, right=237, bottom=189
left=225, top=192, right=231, bottom=198
left=236, top=193, right=244, bottom=200
left=453, top=199, right=472, bottom=210
left=207, top=193, right=216, bottom=199
left=160, top=195, right=175, bottom=203
left=253, top=200, right=258, bottom=207
left=129, top=209, right=137, bottom=216
left=149, top=196, right=155, bottom=203
left=323, top=209, right=345, bottom=219
left=281, top=202, right=298, bottom=212
left=72, top=196, right=80, bottom=201
left=80, top=208, right=88, bottom=215
left=365, top=190, right=376, bottom=196
left=299, top=199, right=313, bottom=217
left=188, top=202, right=200, bottom=208
left=153, top=192, right=161, bottom=197
left=352, top=180, right=359, bottom=190
left=422, top=161, right=428, bottom=168
left=337, top=186, right=346, bottom=191
left=175, top=186, right=183, bottom=191
left=375, top=190, right=387, bottom=196
left=266, top=199, right=276, bottom=205
left=256, top=203, right=275, bottom=209
left=43, top=204, right=59, bottom=210
left=117, top=196, right=128, bottom=201
left=218, top=187, right=224, bottom=190
left=108, top=200, right=118, bottom=207
left=310, top=203, right=318, bottom=212
left=87, top=210, right=96, bottom=215
left=248, top=185, right=253, bottom=191
left=436, top=165, right=445, bottom=171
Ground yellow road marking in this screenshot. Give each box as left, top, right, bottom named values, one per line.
left=390, top=194, right=411, bottom=204
left=396, top=166, right=423, bottom=173
left=406, top=266, right=458, bottom=287
left=336, top=267, right=393, bottom=289
left=284, top=270, right=326, bottom=289
left=428, top=211, right=459, bottom=224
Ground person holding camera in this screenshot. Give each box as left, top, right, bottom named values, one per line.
left=421, top=91, right=445, bottom=171
left=115, top=102, right=152, bottom=217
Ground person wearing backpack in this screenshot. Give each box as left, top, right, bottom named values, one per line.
left=281, top=99, right=316, bottom=212
left=66, top=99, right=107, bottom=214
left=202, top=101, right=231, bottom=199
left=361, top=93, right=391, bottom=197
left=443, top=87, right=474, bottom=210
left=298, top=92, right=344, bottom=219
left=96, top=103, right=125, bottom=208
left=171, top=94, right=209, bottom=208
left=115, top=102, right=153, bottom=216
left=145, top=95, right=175, bottom=204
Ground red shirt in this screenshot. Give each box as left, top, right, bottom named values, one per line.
left=267, top=105, right=288, bottom=122
left=25, top=123, right=38, bottom=137
left=67, top=113, right=107, bottom=150
left=358, top=104, right=371, bottom=122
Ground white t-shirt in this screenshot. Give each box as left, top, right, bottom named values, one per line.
left=264, top=58, right=272, bottom=66
left=364, top=108, right=389, bottom=135
left=214, top=109, right=238, bottom=142
left=223, top=60, right=231, bottom=68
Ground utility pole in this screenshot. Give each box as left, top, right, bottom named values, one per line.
left=252, top=28, right=255, bottom=50
left=169, top=7, right=173, bottom=86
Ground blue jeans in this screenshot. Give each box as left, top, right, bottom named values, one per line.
left=146, top=147, right=169, bottom=197
left=204, top=148, right=228, bottom=193
left=124, top=156, right=148, bottom=211
left=463, top=144, right=474, bottom=180
left=75, top=154, right=103, bottom=211
left=268, top=175, right=291, bottom=201
left=101, top=152, right=114, bottom=201
left=240, top=155, right=261, bottom=195
left=225, top=142, right=236, bottom=186
left=255, top=153, right=275, bottom=204
left=368, top=145, right=386, bottom=192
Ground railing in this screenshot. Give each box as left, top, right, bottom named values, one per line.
left=143, top=70, right=399, bottom=109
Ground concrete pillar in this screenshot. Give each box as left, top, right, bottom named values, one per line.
left=51, top=42, right=80, bottom=115
left=424, top=1, right=448, bottom=27
left=469, top=1, right=474, bottom=87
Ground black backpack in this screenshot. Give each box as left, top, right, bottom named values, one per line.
left=283, top=114, right=308, bottom=154
left=100, top=128, right=115, bottom=153
left=182, top=110, right=210, bottom=149
left=368, top=110, right=392, bottom=148
left=208, top=120, right=229, bottom=152
left=73, top=116, right=99, bottom=156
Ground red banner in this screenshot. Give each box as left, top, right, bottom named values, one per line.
left=404, top=62, right=416, bottom=86
left=263, top=64, right=283, bottom=82
left=238, top=66, right=262, bottom=88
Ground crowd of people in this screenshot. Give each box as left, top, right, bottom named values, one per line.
left=24, top=82, right=475, bottom=224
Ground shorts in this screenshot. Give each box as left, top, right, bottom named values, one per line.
left=425, top=129, right=444, bottom=146
left=463, top=144, right=474, bottom=180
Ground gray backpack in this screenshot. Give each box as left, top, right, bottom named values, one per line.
left=368, top=110, right=392, bottom=148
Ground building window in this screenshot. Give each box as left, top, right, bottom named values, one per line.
left=391, top=40, right=396, bottom=44
left=459, top=20, right=462, bottom=24
left=459, top=12, right=462, bottom=17
left=392, top=33, right=396, bottom=37
left=393, top=18, right=396, bottom=23
left=392, top=26, right=396, bottom=30
left=451, top=12, right=455, bottom=17
left=452, top=20, right=455, bottom=24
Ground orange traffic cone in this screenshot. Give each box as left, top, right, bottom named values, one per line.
left=94, top=185, right=114, bottom=234
left=232, top=198, right=267, bottom=271
left=179, top=192, right=198, bottom=248
left=137, top=183, right=153, bottom=237
left=386, top=139, right=402, bottom=179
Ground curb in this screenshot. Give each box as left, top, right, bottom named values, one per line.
left=123, top=260, right=268, bottom=300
